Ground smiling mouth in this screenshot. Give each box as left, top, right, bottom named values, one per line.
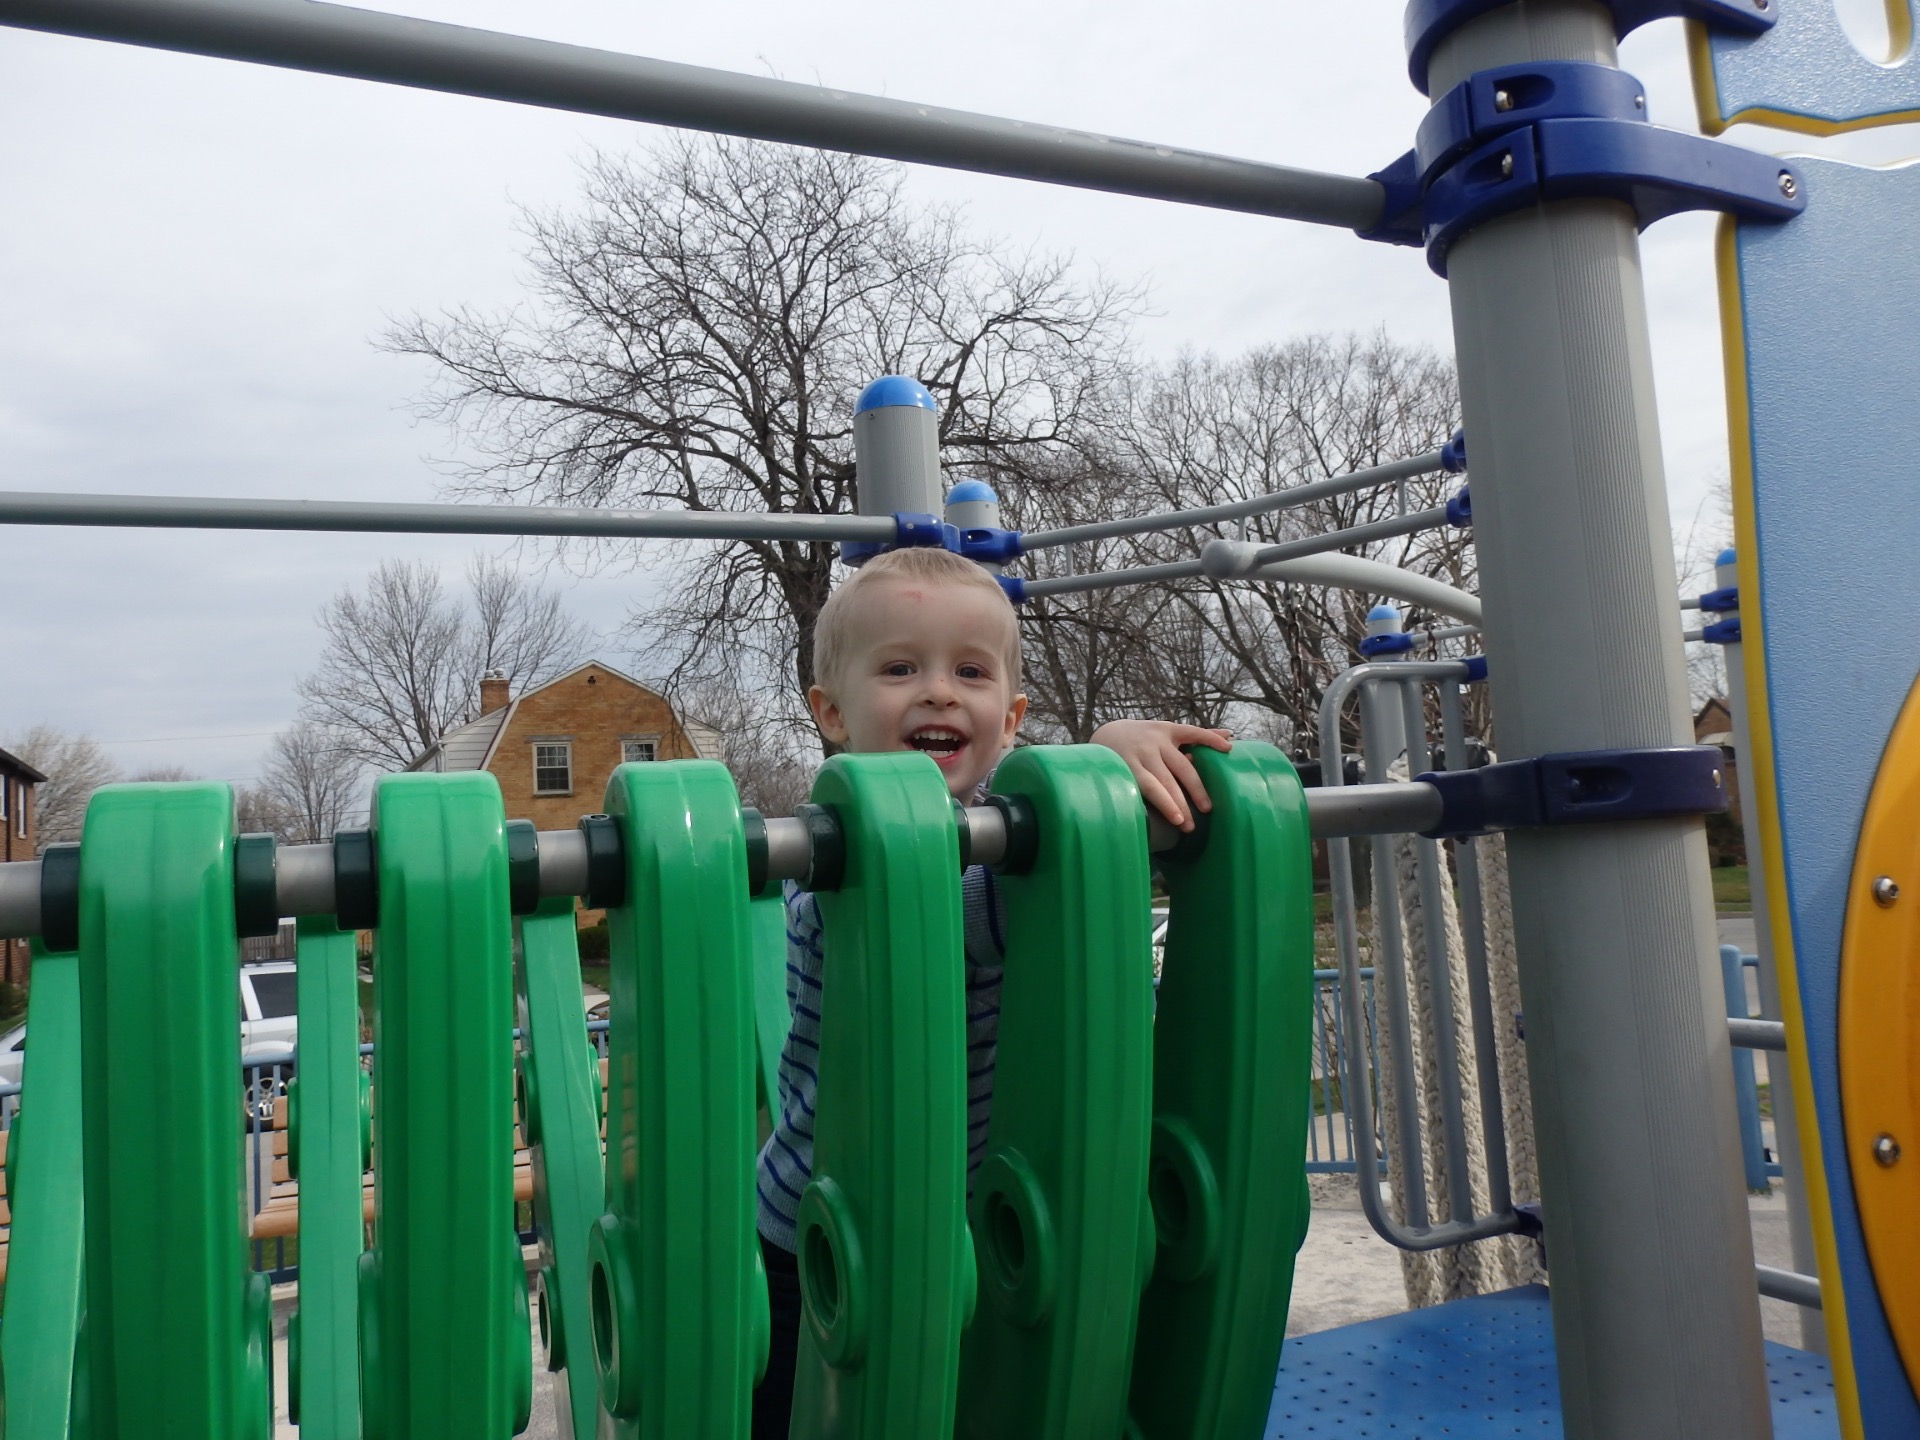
left=908, top=727, right=967, bottom=760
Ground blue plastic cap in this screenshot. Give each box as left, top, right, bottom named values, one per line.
left=945, top=479, right=998, bottom=504
left=1716, top=547, right=1737, bottom=566
left=855, top=376, right=937, bottom=415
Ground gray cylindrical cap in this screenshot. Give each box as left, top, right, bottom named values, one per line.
left=853, top=376, right=942, bottom=518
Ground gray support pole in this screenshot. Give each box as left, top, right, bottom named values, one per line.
left=1715, top=547, right=1822, bottom=1352
left=852, top=376, right=943, bottom=520
left=1427, top=5, right=1770, bottom=1436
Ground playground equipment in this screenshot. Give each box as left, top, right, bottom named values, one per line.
left=0, top=0, right=1912, bottom=1436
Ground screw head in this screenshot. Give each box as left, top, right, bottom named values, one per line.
left=1755, top=0, right=1769, bottom=10
left=1493, top=88, right=1514, bottom=112
left=1874, top=1133, right=1901, bottom=1168
left=1873, top=875, right=1900, bottom=907
left=1634, top=94, right=1646, bottom=109
left=1778, top=170, right=1798, bottom=199
left=1499, top=152, right=1515, bottom=180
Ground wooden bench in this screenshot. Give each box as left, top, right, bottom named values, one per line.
left=248, top=1061, right=610, bottom=1245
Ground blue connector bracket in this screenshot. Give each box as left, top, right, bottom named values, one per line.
left=841, top=512, right=963, bottom=567
left=1446, top=486, right=1472, bottom=527
left=1359, top=631, right=1417, bottom=659
left=995, top=574, right=1027, bottom=605
left=1362, top=57, right=1804, bottom=274
left=1702, top=617, right=1743, bottom=645
left=1441, top=428, right=1468, bottom=474
left=958, top=527, right=1022, bottom=566
left=1414, top=745, right=1729, bottom=839
left=1404, top=0, right=1775, bottom=96
left=1422, top=113, right=1803, bottom=275
left=1697, top=585, right=1739, bottom=614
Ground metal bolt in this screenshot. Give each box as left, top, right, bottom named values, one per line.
left=1634, top=94, right=1646, bottom=109
left=1755, top=0, right=1769, bottom=9
left=1873, top=875, right=1900, bottom=907
left=1874, top=1134, right=1901, bottom=1168
left=1499, top=152, right=1515, bottom=180
left=1778, top=170, right=1798, bottom=200
left=1493, top=88, right=1514, bottom=112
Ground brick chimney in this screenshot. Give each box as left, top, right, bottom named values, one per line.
left=479, top=669, right=510, bottom=716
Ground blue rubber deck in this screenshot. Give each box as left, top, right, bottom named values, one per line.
left=1265, top=1285, right=1838, bottom=1438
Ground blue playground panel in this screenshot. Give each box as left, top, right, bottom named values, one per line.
left=1266, top=1287, right=1838, bottom=1438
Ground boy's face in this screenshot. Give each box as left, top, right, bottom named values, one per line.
left=810, top=576, right=1027, bottom=799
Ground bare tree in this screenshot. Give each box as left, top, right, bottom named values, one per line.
left=297, top=557, right=592, bottom=768
left=7, top=726, right=122, bottom=849
left=1675, top=473, right=1734, bottom=709
left=254, top=722, right=365, bottom=843
left=665, top=674, right=816, bottom=816
left=387, top=135, right=1135, bottom=741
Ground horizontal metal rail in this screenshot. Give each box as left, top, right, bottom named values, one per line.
left=0, top=489, right=898, bottom=543
left=0, top=0, right=1385, bottom=230
left=1023, top=558, right=1207, bottom=599
left=0, top=781, right=1442, bottom=939
left=1020, top=452, right=1445, bottom=552
left=1756, top=1264, right=1821, bottom=1310
left=1728, top=1017, right=1787, bottom=1052
left=1249, top=505, right=1452, bottom=566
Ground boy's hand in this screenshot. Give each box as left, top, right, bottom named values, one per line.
left=1090, top=720, right=1233, bottom=832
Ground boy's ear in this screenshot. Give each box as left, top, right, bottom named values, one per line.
left=809, top=684, right=851, bottom=745
left=1001, top=692, right=1029, bottom=747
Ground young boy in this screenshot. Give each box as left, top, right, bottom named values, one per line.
left=752, top=546, right=1228, bottom=1436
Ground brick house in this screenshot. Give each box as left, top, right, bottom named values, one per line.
left=0, top=746, right=43, bottom=988
left=407, top=661, right=722, bottom=835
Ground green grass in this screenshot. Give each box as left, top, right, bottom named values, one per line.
left=1712, top=865, right=1751, bottom=911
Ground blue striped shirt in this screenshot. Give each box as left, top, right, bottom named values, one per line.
left=755, top=864, right=1007, bottom=1253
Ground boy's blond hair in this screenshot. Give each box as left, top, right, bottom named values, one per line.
left=812, top=547, right=1022, bottom=692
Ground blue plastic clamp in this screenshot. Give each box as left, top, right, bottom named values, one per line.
left=840, top=512, right=962, bottom=567
left=1414, top=745, right=1729, bottom=839
left=1440, top=428, right=1468, bottom=474
left=1359, top=632, right=1417, bottom=659
left=1702, top=617, right=1743, bottom=645
left=958, top=527, right=1023, bottom=566
left=995, top=574, right=1027, bottom=605
left=1421, top=107, right=1803, bottom=275
left=1416, top=61, right=1647, bottom=189
left=1462, top=655, right=1489, bottom=683
left=1696, top=585, right=1739, bottom=614
left=1358, top=149, right=1426, bottom=248
left=1404, top=0, right=1775, bottom=96
left=1446, top=486, right=1472, bottom=527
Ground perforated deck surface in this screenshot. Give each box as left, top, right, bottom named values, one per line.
left=1265, top=1285, right=1838, bottom=1438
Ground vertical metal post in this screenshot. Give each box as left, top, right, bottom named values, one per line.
left=853, top=376, right=943, bottom=519
left=1720, top=945, right=1771, bottom=1195
left=1715, top=547, right=1821, bottom=1350
left=1427, top=5, right=1771, bottom=1435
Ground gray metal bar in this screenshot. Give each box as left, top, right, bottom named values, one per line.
left=1728, top=1018, right=1786, bottom=1052
left=1020, top=451, right=1444, bottom=552
left=1250, top=505, right=1452, bottom=566
left=1431, top=6, right=1771, bottom=1433
left=0, top=0, right=1384, bottom=229
left=1021, top=558, right=1205, bottom=599
left=0, top=489, right=897, bottom=543
left=1756, top=1265, right=1822, bottom=1311
left=0, top=781, right=1446, bottom=938
left=1399, top=677, right=1475, bottom=1225
left=1439, top=681, right=1513, bottom=1216
left=1200, top=545, right=1486, bottom=625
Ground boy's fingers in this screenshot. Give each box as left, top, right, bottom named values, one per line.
left=1164, top=746, right=1213, bottom=813
left=1136, top=758, right=1192, bottom=830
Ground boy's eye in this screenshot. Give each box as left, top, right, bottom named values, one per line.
left=957, top=664, right=988, bottom=680
left=884, top=662, right=914, bottom=677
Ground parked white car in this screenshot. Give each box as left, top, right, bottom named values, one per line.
left=0, top=961, right=300, bottom=1100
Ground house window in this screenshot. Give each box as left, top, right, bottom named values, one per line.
left=15, top=787, right=22, bottom=840
left=1, top=779, right=9, bottom=821
left=622, top=739, right=657, bottom=764
left=533, top=743, right=573, bottom=795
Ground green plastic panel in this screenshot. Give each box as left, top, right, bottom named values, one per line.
left=790, top=753, right=971, bottom=1440
left=956, top=745, right=1155, bottom=1439
left=589, top=760, right=759, bottom=1439
left=2, top=939, right=87, bottom=1439
left=747, top=891, right=790, bottom=1113
left=514, top=897, right=605, bottom=1440
left=1127, top=743, right=1315, bottom=1440
left=363, top=773, right=527, bottom=1439
left=290, top=917, right=367, bottom=1439
left=75, top=782, right=271, bottom=1440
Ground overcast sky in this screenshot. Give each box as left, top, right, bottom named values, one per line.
left=0, top=0, right=1894, bottom=790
